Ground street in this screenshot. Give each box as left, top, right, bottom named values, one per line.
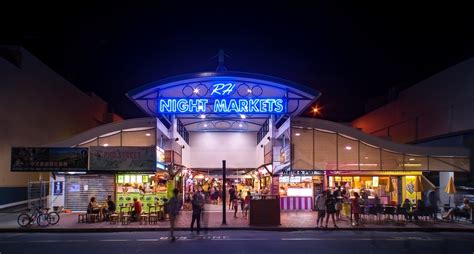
left=0, top=230, right=473, bottom=254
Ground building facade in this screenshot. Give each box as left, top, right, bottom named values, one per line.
left=0, top=46, right=122, bottom=207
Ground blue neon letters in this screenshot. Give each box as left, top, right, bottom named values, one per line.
left=159, top=98, right=285, bottom=114
left=158, top=82, right=286, bottom=114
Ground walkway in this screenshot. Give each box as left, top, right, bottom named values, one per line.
left=1, top=204, right=473, bottom=232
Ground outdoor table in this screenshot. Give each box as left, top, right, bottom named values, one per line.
left=147, top=204, right=157, bottom=214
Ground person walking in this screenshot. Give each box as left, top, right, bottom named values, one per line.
left=315, top=191, right=327, bottom=228
left=325, top=193, right=338, bottom=228
left=428, top=187, right=440, bottom=220
left=243, top=191, right=251, bottom=218
left=191, top=189, right=204, bottom=235
left=168, top=188, right=182, bottom=242
left=228, top=185, right=236, bottom=209
left=351, top=192, right=361, bottom=226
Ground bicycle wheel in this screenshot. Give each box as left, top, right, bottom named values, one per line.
left=48, top=212, right=60, bottom=225
left=37, top=213, right=50, bottom=227
left=17, top=213, right=31, bottom=227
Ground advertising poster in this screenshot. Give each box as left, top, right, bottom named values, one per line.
left=11, top=147, right=88, bottom=172
left=89, top=146, right=156, bottom=172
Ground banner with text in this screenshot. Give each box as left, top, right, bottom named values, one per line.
left=11, top=147, right=88, bottom=172
left=89, top=146, right=156, bottom=172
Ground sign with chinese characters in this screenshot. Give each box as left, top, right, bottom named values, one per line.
left=157, top=83, right=287, bottom=114
left=11, top=147, right=88, bottom=172
left=89, top=146, right=156, bottom=172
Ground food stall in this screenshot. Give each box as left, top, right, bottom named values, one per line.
left=279, top=175, right=314, bottom=210
left=115, top=171, right=169, bottom=209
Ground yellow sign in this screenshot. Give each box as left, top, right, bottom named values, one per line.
left=404, top=176, right=418, bottom=204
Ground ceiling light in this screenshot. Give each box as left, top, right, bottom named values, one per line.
left=409, top=158, right=415, bottom=161
left=193, top=88, right=199, bottom=94
left=345, top=146, right=352, bottom=150
left=200, top=114, right=206, bottom=119
left=240, top=114, right=246, bottom=119
left=203, top=124, right=208, bottom=127
left=295, top=133, right=301, bottom=136
left=247, top=89, right=252, bottom=93
left=364, top=156, right=369, bottom=160
left=103, top=144, right=109, bottom=147
left=239, top=123, right=243, bottom=127
left=145, top=133, right=151, bottom=136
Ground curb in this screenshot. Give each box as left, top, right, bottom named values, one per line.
left=1, top=226, right=474, bottom=233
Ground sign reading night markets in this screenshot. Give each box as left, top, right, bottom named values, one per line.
left=157, top=83, right=287, bottom=114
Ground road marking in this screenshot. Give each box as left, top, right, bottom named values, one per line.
left=28, top=240, right=62, bottom=243
left=137, top=239, right=159, bottom=241
left=281, top=238, right=337, bottom=241
left=100, top=239, right=130, bottom=242
left=65, top=240, right=88, bottom=242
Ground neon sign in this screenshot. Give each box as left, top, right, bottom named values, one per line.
left=157, top=83, right=287, bottom=114
left=211, top=83, right=235, bottom=96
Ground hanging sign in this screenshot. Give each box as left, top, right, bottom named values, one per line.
left=157, top=83, right=287, bottom=114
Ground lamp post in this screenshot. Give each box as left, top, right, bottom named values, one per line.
left=222, top=160, right=227, bottom=225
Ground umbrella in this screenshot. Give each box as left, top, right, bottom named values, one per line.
left=444, top=176, right=456, bottom=205
left=414, top=176, right=424, bottom=192
left=386, top=179, right=395, bottom=192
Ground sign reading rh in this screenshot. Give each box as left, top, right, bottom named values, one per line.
left=158, top=83, right=287, bottom=114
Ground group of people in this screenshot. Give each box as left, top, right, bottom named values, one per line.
left=87, top=195, right=116, bottom=221
left=228, top=185, right=251, bottom=218
left=315, top=190, right=342, bottom=228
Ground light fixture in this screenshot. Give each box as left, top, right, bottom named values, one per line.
left=409, top=158, right=415, bottom=161
left=175, top=138, right=179, bottom=141
left=345, top=146, right=352, bottom=150
left=240, top=114, right=246, bottom=119
left=203, top=123, right=208, bottom=127
left=193, top=88, right=199, bottom=94
left=247, top=89, right=252, bottom=93
left=103, top=143, right=109, bottom=147
left=239, top=123, right=243, bottom=127
left=267, top=136, right=271, bottom=140
left=364, top=156, right=369, bottom=160
left=200, top=114, right=206, bottom=119
left=312, top=107, right=319, bottom=113
left=182, top=145, right=185, bottom=149
left=295, top=133, right=301, bottom=136
left=145, top=133, right=151, bottom=136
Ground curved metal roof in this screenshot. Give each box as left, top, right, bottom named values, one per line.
left=127, top=71, right=321, bottom=100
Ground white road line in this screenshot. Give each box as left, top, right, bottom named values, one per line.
left=212, top=238, right=268, bottom=241
left=100, top=239, right=130, bottom=242
left=137, top=239, right=159, bottom=241
left=281, top=238, right=337, bottom=241
left=28, top=240, right=62, bottom=243
left=65, top=240, right=88, bottom=242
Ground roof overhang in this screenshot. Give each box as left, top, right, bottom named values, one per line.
left=127, top=71, right=320, bottom=132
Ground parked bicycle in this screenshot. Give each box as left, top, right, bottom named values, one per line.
left=17, top=207, right=60, bottom=227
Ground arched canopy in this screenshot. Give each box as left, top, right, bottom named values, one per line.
left=127, top=71, right=320, bottom=132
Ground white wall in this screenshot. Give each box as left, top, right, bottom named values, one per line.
left=189, top=132, right=257, bottom=168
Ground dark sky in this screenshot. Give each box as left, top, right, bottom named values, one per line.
left=2, top=2, right=474, bottom=121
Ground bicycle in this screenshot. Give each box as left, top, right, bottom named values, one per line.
left=17, top=207, right=51, bottom=227
left=48, top=209, right=61, bottom=225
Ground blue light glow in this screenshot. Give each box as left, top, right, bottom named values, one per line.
left=158, top=98, right=286, bottom=114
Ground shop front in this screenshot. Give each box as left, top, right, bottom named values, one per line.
left=278, top=170, right=324, bottom=210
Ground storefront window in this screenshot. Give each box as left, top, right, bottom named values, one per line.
left=359, top=142, right=380, bottom=170
left=292, top=128, right=314, bottom=170
left=337, top=134, right=359, bottom=170
left=314, top=130, right=337, bottom=170
left=381, top=150, right=403, bottom=170
left=122, top=129, right=155, bottom=146
left=115, top=172, right=169, bottom=208
left=98, top=132, right=121, bottom=146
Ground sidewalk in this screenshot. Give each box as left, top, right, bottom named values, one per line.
left=1, top=209, right=473, bottom=232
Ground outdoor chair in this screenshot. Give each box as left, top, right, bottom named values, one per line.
left=395, top=207, right=407, bottom=222
left=367, top=206, right=379, bottom=222
left=109, top=213, right=119, bottom=224
left=78, top=213, right=87, bottom=223
left=383, top=206, right=396, bottom=221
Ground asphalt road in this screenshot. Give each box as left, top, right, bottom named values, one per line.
left=0, top=230, right=473, bottom=254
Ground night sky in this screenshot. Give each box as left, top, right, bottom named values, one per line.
left=2, top=2, right=474, bottom=121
